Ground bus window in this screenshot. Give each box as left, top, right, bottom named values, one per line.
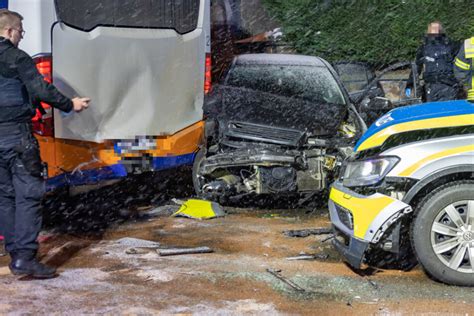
left=55, top=0, right=200, bottom=34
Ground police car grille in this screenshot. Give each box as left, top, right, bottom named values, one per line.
left=335, top=203, right=354, bottom=230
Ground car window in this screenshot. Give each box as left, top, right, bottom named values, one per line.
left=334, top=63, right=374, bottom=92
left=55, top=0, right=199, bottom=34
left=378, top=67, right=412, bottom=103
left=226, top=64, right=346, bottom=105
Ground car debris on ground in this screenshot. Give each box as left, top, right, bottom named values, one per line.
left=367, top=278, right=379, bottom=290
left=114, top=237, right=161, bottom=255
left=125, top=248, right=152, bottom=255
left=266, top=268, right=308, bottom=292
left=172, top=199, right=226, bottom=220
left=138, top=204, right=181, bottom=218
left=285, top=253, right=329, bottom=261
left=158, top=246, right=213, bottom=256
left=283, top=228, right=332, bottom=238
left=115, top=237, right=161, bottom=248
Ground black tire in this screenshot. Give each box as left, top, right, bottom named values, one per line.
left=192, top=148, right=206, bottom=196
left=191, top=148, right=227, bottom=204
left=411, top=180, right=474, bottom=286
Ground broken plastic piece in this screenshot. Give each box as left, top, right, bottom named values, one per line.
left=172, top=199, right=225, bottom=220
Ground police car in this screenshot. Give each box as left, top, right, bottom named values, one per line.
left=329, top=100, right=474, bottom=286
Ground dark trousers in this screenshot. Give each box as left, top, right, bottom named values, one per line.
left=424, top=82, right=459, bottom=102
left=0, top=123, right=44, bottom=259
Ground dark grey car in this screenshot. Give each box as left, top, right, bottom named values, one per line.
left=194, top=54, right=366, bottom=202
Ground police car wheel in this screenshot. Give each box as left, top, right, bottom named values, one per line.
left=411, top=180, right=474, bottom=286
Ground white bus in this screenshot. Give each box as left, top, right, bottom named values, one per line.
left=2, top=0, right=211, bottom=189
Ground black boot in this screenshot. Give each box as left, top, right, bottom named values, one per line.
left=9, top=257, right=57, bottom=279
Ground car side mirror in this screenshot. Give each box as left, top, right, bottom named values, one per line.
left=365, top=96, right=393, bottom=111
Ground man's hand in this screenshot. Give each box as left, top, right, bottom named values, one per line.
left=72, top=97, right=91, bottom=112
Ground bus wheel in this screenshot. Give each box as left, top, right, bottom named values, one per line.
left=411, top=180, right=474, bottom=286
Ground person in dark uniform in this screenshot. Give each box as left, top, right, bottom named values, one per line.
left=406, top=21, right=461, bottom=102
left=0, top=9, right=90, bottom=278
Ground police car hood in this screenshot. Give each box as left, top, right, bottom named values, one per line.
left=355, top=100, right=474, bottom=152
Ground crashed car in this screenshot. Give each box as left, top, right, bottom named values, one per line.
left=193, top=54, right=367, bottom=202
left=329, top=100, right=474, bottom=286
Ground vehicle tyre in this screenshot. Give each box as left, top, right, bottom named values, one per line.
left=192, top=148, right=227, bottom=204
left=411, top=180, right=474, bottom=286
left=192, top=147, right=206, bottom=196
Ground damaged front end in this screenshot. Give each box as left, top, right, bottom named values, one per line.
left=194, top=120, right=354, bottom=201
left=195, top=54, right=366, bottom=202
left=329, top=179, right=418, bottom=270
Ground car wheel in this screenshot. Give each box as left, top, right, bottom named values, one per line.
left=192, top=148, right=227, bottom=204
left=411, top=180, right=474, bottom=286
left=192, top=147, right=206, bottom=196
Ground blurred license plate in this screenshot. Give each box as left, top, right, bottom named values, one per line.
left=115, top=136, right=157, bottom=153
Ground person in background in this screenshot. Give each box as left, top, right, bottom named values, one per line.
left=453, top=36, right=474, bottom=102
left=406, top=21, right=461, bottom=102
left=0, top=9, right=90, bottom=278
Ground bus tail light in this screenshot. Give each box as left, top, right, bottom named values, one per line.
left=204, top=53, right=212, bottom=94
left=33, top=55, right=54, bottom=137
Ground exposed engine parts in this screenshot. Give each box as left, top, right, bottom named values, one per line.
left=193, top=103, right=361, bottom=201
left=195, top=146, right=344, bottom=198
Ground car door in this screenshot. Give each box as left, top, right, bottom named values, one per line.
left=333, top=62, right=383, bottom=102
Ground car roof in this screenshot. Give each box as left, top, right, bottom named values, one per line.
left=234, top=54, right=327, bottom=67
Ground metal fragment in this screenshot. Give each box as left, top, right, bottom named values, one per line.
left=266, top=268, right=306, bottom=292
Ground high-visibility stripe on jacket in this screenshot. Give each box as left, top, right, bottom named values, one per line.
left=454, top=37, right=474, bottom=101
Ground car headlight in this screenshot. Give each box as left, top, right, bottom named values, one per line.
left=342, top=156, right=399, bottom=187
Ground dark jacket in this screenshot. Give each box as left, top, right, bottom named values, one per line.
left=407, top=35, right=460, bottom=87
left=0, top=37, right=72, bottom=124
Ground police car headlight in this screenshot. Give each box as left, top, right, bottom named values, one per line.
left=342, top=156, right=399, bottom=187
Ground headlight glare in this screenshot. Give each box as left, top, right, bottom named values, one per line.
left=342, top=156, right=399, bottom=187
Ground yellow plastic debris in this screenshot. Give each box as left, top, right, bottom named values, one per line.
left=172, top=199, right=225, bottom=220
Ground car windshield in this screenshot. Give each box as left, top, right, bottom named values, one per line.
left=226, top=64, right=346, bottom=105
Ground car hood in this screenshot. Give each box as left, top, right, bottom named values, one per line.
left=206, top=85, right=348, bottom=138
left=355, top=100, right=474, bottom=152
